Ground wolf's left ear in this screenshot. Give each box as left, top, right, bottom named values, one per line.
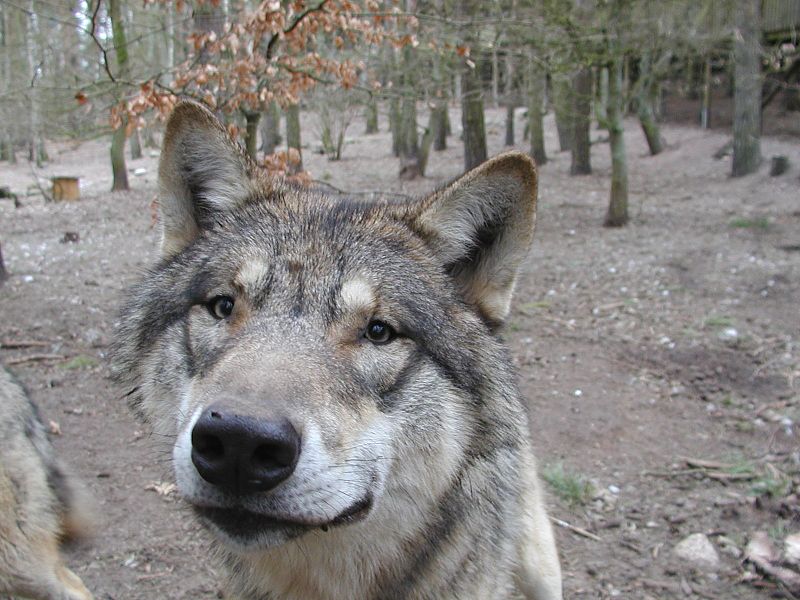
left=158, top=100, right=256, bottom=256
left=410, top=152, right=537, bottom=327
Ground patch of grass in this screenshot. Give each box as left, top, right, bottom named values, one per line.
left=321, top=171, right=333, bottom=181
left=542, top=463, right=593, bottom=507
left=768, top=521, right=788, bottom=543
left=704, top=315, right=734, bottom=329
left=725, top=459, right=757, bottom=476
left=61, top=355, right=97, bottom=370
left=729, top=216, right=770, bottom=231
left=751, top=473, right=792, bottom=499
left=519, top=301, right=552, bottom=312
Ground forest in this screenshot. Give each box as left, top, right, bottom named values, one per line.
left=0, top=1, right=799, bottom=598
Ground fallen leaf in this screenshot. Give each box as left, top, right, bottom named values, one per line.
left=144, top=481, right=177, bottom=497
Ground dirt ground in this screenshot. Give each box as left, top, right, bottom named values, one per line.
left=1, top=105, right=799, bottom=599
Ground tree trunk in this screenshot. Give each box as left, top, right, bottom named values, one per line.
left=596, top=67, right=609, bottom=128
left=0, top=140, right=12, bottom=162
left=397, top=37, right=420, bottom=179
left=110, top=119, right=130, bottom=192
left=398, top=95, right=420, bottom=179
left=637, top=52, right=664, bottom=156
left=432, top=100, right=448, bottom=151
left=461, top=61, right=487, bottom=171
left=129, top=127, right=143, bottom=160
left=365, top=97, right=378, bottom=134
left=108, top=0, right=130, bottom=191
left=285, top=103, right=302, bottom=174
left=638, top=98, right=664, bottom=156
left=389, top=95, right=401, bottom=156
left=143, top=126, right=158, bottom=149
left=553, top=74, right=574, bottom=152
left=605, top=56, right=629, bottom=227
left=505, top=104, right=515, bottom=146
left=571, top=67, right=592, bottom=175
left=260, top=101, right=281, bottom=155
left=731, top=0, right=762, bottom=177
left=165, top=2, right=174, bottom=68
left=700, top=55, right=712, bottom=129
left=527, top=57, right=547, bottom=165
left=416, top=110, right=436, bottom=177
left=491, top=43, right=500, bottom=107
left=243, top=110, right=260, bottom=162
left=0, top=241, right=7, bottom=284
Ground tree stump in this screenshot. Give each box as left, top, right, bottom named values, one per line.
left=770, top=155, right=789, bottom=177
left=52, top=177, right=80, bottom=201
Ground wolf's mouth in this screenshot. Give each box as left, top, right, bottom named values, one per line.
left=193, top=493, right=374, bottom=540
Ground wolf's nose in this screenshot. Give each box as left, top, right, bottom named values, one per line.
left=190, top=406, right=300, bottom=494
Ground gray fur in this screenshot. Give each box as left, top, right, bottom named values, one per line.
left=112, top=100, right=562, bottom=600
left=0, top=366, right=93, bottom=600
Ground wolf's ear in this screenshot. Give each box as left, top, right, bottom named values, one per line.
left=158, top=100, right=255, bottom=256
left=410, top=152, right=537, bottom=327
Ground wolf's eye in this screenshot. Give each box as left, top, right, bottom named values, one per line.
left=365, top=320, right=396, bottom=345
left=207, top=296, right=235, bottom=320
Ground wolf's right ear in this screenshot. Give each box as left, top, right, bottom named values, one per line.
left=157, top=100, right=255, bottom=256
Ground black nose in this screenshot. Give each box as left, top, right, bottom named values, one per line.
left=190, top=406, right=300, bottom=494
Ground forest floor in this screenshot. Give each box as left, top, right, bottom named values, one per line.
left=1, top=105, right=799, bottom=599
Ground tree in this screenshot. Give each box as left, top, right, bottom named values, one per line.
left=570, top=66, right=592, bottom=174
left=121, top=0, right=397, bottom=178
left=365, top=96, right=378, bottom=133
left=731, top=0, right=762, bottom=176
left=457, top=0, right=487, bottom=171
left=604, top=1, right=629, bottom=228
left=552, top=74, right=574, bottom=152
left=260, top=101, right=282, bottom=155
left=527, top=55, right=547, bottom=165
left=635, top=51, right=665, bottom=155
left=0, top=241, right=7, bottom=284
left=285, top=102, right=303, bottom=174
left=109, top=0, right=130, bottom=192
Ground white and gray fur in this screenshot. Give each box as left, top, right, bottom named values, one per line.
left=112, top=100, right=562, bottom=600
left=0, top=366, right=93, bottom=600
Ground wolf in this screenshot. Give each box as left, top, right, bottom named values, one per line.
left=0, top=366, right=93, bottom=600
left=112, top=100, right=562, bottom=600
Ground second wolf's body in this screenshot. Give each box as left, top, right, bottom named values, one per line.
left=0, top=366, right=92, bottom=600
left=112, top=100, right=562, bottom=600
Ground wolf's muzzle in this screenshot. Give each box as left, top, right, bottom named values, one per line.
left=190, top=405, right=300, bottom=494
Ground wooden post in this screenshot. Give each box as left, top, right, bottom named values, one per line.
left=52, top=177, right=80, bottom=201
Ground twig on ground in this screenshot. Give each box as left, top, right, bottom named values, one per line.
left=549, top=516, right=602, bottom=542
left=1, top=340, right=52, bottom=349
left=6, top=354, right=65, bottom=365
left=682, top=457, right=735, bottom=470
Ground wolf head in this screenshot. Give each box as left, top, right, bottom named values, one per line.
left=112, top=101, right=537, bottom=554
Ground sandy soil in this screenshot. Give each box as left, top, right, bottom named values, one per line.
left=1, top=105, right=799, bottom=599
